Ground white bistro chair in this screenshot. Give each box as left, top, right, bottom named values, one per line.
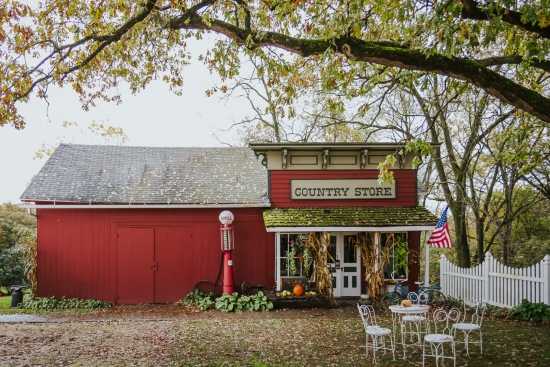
left=399, top=292, right=430, bottom=357
left=357, top=304, right=395, bottom=363
left=452, top=299, right=487, bottom=357
left=422, top=308, right=460, bottom=367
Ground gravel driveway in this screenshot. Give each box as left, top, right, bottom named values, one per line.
left=0, top=303, right=359, bottom=367
left=1, top=320, right=177, bottom=366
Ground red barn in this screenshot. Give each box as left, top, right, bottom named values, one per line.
left=21, top=143, right=438, bottom=303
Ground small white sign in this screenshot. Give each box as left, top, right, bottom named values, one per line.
left=228, top=260, right=233, bottom=266
left=291, top=179, right=396, bottom=200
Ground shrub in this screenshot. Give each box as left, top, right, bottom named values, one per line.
left=508, top=299, right=550, bottom=323
left=0, top=246, right=26, bottom=294
left=215, top=291, right=273, bottom=312
left=182, top=289, right=215, bottom=311
left=20, top=295, right=112, bottom=309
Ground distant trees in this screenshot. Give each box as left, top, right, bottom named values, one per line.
left=0, top=203, right=36, bottom=294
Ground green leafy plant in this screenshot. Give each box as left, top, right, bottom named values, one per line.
left=286, top=247, right=297, bottom=276
left=303, top=247, right=313, bottom=279
left=215, top=292, right=241, bottom=312
left=393, top=234, right=409, bottom=275
left=215, top=292, right=273, bottom=312
left=197, top=297, right=215, bottom=311
left=182, top=289, right=215, bottom=311
left=509, top=299, right=550, bottom=323
left=19, top=296, right=112, bottom=309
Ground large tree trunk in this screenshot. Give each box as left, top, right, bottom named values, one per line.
left=451, top=193, right=471, bottom=268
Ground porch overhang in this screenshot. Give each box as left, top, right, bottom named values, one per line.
left=263, top=206, right=438, bottom=232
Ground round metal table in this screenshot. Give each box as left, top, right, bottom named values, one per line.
left=389, top=305, right=430, bottom=358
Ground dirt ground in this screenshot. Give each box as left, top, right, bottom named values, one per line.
left=0, top=303, right=358, bottom=367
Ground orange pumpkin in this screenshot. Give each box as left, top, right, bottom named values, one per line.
left=401, top=299, right=412, bottom=307
left=293, top=285, right=304, bottom=296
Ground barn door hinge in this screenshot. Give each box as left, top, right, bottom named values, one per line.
left=151, top=261, right=158, bottom=272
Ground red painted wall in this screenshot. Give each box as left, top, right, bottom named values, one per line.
left=269, top=170, right=416, bottom=208
left=36, top=208, right=272, bottom=303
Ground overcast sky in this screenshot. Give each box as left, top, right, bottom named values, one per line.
left=0, top=38, right=247, bottom=204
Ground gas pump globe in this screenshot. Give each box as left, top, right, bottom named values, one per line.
left=219, top=210, right=236, bottom=294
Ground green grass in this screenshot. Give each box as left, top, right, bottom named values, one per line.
left=0, top=294, right=28, bottom=314
left=170, top=314, right=550, bottom=366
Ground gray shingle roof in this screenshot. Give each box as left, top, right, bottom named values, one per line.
left=20, top=144, right=269, bottom=205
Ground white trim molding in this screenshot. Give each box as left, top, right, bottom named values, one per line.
left=19, top=203, right=271, bottom=209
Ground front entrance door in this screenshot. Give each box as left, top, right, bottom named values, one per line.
left=328, top=233, right=361, bottom=297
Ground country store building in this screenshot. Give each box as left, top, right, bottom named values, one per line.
left=20, top=143, right=439, bottom=304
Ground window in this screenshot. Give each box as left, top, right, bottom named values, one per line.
left=380, top=232, right=408, bottom=280
left=278, top=233, right=311, bottom=277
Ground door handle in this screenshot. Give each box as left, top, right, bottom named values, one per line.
left=151, top=261, right=158, bottom=272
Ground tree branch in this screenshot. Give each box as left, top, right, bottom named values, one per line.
left=477, top=56, right=550, bottom=73
left=168, top=17, right=550, bottom=124
left=14, top=0, right=160, bottom=102
left=460, top=0, right=550, bottom=39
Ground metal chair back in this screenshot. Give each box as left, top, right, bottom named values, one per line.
left=468, top=299, right=487, bottom=327
left=432, top=308, right=460, bottom=336
left=357, top=304, right=375, bottom=328
left=407, top=292, right=419, bottom=303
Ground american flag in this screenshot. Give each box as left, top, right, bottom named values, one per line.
left=428, top=206, right=452, bottom=248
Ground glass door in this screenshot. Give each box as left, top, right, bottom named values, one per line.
left=328, top=233, right=361, bottom=297
left=341, top=234, right=361, bottom=296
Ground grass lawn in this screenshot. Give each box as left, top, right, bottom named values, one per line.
left=170, top=313, right=550, bottom=366
left=0, top=294, right=23, bottom=313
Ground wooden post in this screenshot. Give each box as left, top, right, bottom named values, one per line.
left=440, top=254, right=446, bottom=296
left=543, top=255, right=550, bottom=305
left=424, top=230, right=430, bottom=286
left=483, top=252, right=491, bottom=304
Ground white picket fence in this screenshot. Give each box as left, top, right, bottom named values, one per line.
left=440, top=252, right=550, bottom=308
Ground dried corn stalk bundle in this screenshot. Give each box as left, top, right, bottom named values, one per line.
left=306, top=232, right=335, bottom=305
left=22, top=240, right=38, bottom=297
left=354, top=233, right=395, bottom=301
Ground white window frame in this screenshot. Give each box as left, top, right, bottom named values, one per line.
left=275, top=232, right=312, bottom=291
left=380, top=232, right=409, bottom=280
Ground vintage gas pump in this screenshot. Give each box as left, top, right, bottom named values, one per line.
left=219, top=210, right=236, bottom=295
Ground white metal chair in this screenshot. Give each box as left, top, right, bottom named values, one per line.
left=452, top=299, right=487, bottom=357
left=357, top=304, right=395, bottom=363
left=422, top=308, right=460, bottom=367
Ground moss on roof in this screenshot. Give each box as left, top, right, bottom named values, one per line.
left=262, top=207, right=439, bottom=227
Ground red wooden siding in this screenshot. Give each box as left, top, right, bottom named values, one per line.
left=36, top=208, right=272, bottom=304
left=269, top=170, right=417, bottom=208
left=408, top=232, right=420, bottom=291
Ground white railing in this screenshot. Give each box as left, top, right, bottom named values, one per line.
left=440, top=252, right=550, bottom=308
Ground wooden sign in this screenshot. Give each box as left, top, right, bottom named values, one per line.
left=290, top=179, right=396, bottom=200
left=280, top=276, right=308, bottom=291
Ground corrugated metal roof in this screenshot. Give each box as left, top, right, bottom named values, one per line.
left=263, top=207, right=439, bottom=227
left=20, top=144, right=269, bottom=205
